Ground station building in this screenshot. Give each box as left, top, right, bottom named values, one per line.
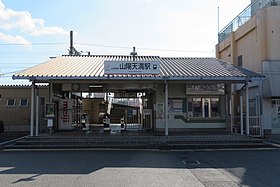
left=12, top=55, right=262, bottom=136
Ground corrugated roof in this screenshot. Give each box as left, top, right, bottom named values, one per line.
left=13, top=55, right=263, bottom=82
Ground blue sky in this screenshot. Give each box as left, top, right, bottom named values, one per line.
left=0, top=0, right=250, bottom=84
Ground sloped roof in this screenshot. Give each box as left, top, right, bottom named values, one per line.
left=13, top=55, right=263, bottom=82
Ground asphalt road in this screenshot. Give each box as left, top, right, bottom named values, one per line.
left=0, top=149, right=280, bottom=187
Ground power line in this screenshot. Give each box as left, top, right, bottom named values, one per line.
left=76, top=43, right=213, bottom=53
left=0, top=41, right=213, bottom=54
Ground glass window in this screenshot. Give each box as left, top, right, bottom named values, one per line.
left=193, top=98, right=202, bottom=117
left=6, top=98, right=16, bottom=107
left=188, top=97, right=221, bottom=118
left=211, top=98, right=220, bottom=117
left=19, top=98, right=28, bottom=107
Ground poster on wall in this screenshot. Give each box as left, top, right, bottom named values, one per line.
left=168, top=99, right=183, bottom=113
left=46, top=103, right=55, bottom=117
left=156, top=103, right=164, bottom=119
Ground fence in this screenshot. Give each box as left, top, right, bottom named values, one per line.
left=233, top=115, right=262, bottom=137
left=218, top=0, right=278, bottom=42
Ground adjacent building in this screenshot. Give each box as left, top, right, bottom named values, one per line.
left=0, top=85, right=49, bottom=132
left=216, top=0, right=280, bottom=135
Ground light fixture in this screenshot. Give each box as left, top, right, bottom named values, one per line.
left=89, top=85, right=103, bottom=88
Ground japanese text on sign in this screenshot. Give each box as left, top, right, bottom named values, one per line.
left=104, top=61, right=160, bottom=74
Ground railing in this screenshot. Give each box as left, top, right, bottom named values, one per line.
left=218, top=0, right=279, bottom=42
left=233, top=115, right=262, bottom=137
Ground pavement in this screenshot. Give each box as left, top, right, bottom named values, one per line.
left=1, top=149, right=280, bottom=186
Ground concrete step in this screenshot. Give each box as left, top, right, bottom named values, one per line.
left=4, top=135, right=274, bottom=150
left=5, top=142, right=273, bottom=150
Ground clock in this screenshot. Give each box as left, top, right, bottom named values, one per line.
left=72, top=83, right=80, bottom=91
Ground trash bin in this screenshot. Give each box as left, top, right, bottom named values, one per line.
left=0, top=120, right=4, bottom=133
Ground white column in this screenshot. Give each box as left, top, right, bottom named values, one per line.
left=165, top=81, right=168, bottom=136
left=230, top=94, right=234, bottom=133
left=240, top=95, right=243, bottom=135
left=35, top=95, right=39, bottom=136
left=246, top=82, right=250, bottom=135
left=30, top=81, right=35, bottom=136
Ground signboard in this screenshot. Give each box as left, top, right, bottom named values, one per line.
left=114, top=92, right=137, bottom=98
left=186, top=84, right=225, bottom=95
left=104, top=61, right=160, bottom=74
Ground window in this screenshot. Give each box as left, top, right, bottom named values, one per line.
left=19, top=98, right=29, bottom=107
left=238, top=55, right=243, bottom=67
left=6, top=98, right=16, bottom=107
left=188, top=97, right=221, bottom=118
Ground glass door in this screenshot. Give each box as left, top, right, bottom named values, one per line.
left=202, top=98, right=211, bottom=117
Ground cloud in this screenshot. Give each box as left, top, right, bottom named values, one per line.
left=0, top=32, right=31, bottom=45
left=0, top=0, right=68, bottom=44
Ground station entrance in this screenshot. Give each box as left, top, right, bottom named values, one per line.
left=51, top=83, right=155, bottom=135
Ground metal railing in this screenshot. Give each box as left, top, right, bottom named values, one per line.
left=233, top=115, right=262, bottom=137
left=218, top=0, right=279, bottom=42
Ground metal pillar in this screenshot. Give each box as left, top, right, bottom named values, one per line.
left=165, top=81, right=168, bottom=136
left=246, top=82, right=250, bottom=135
left=35, top=96, right=39, bottom=136
left=240, top=95, right=243, bottom=135
left=30, top=81, right=35, bottom=136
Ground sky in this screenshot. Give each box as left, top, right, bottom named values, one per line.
left=0, top=0, right=250, bottom=84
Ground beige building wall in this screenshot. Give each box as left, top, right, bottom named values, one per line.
left=216, top=5, right=280, bottom=135
left=0, top=85, right=49, bottom=132
left=217, top=6, right=280, bottom=70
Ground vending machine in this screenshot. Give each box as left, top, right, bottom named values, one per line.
left=58, top=99, right=74, bottom=130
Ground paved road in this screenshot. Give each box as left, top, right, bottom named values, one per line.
left=0, top=149, right=280, bottom=187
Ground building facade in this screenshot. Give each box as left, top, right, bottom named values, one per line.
left=0, top=85, right=49, bottom=132
left=12, top=55, right=262, bottom=136
left=216, top=0, right=280, bottom=135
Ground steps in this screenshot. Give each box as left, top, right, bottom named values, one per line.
left=4, top=134, right=275, bottom=150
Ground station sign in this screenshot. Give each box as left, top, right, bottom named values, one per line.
left=104, top=61, right=160, bottom=74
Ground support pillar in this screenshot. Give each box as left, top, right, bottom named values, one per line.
left=164, top=81, right=168, bottom=136
left=30, top=81, right=35, bottom=136
left=240, top=95, right=243, bottom=135
left=246, top=82, right=250, bottom=135
left=35, top=95, right=39, bottom=136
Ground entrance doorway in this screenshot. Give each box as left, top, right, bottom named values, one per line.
left=202, top=98, right=210, bottom=117
left=191, top=97, right=220, bottom=118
